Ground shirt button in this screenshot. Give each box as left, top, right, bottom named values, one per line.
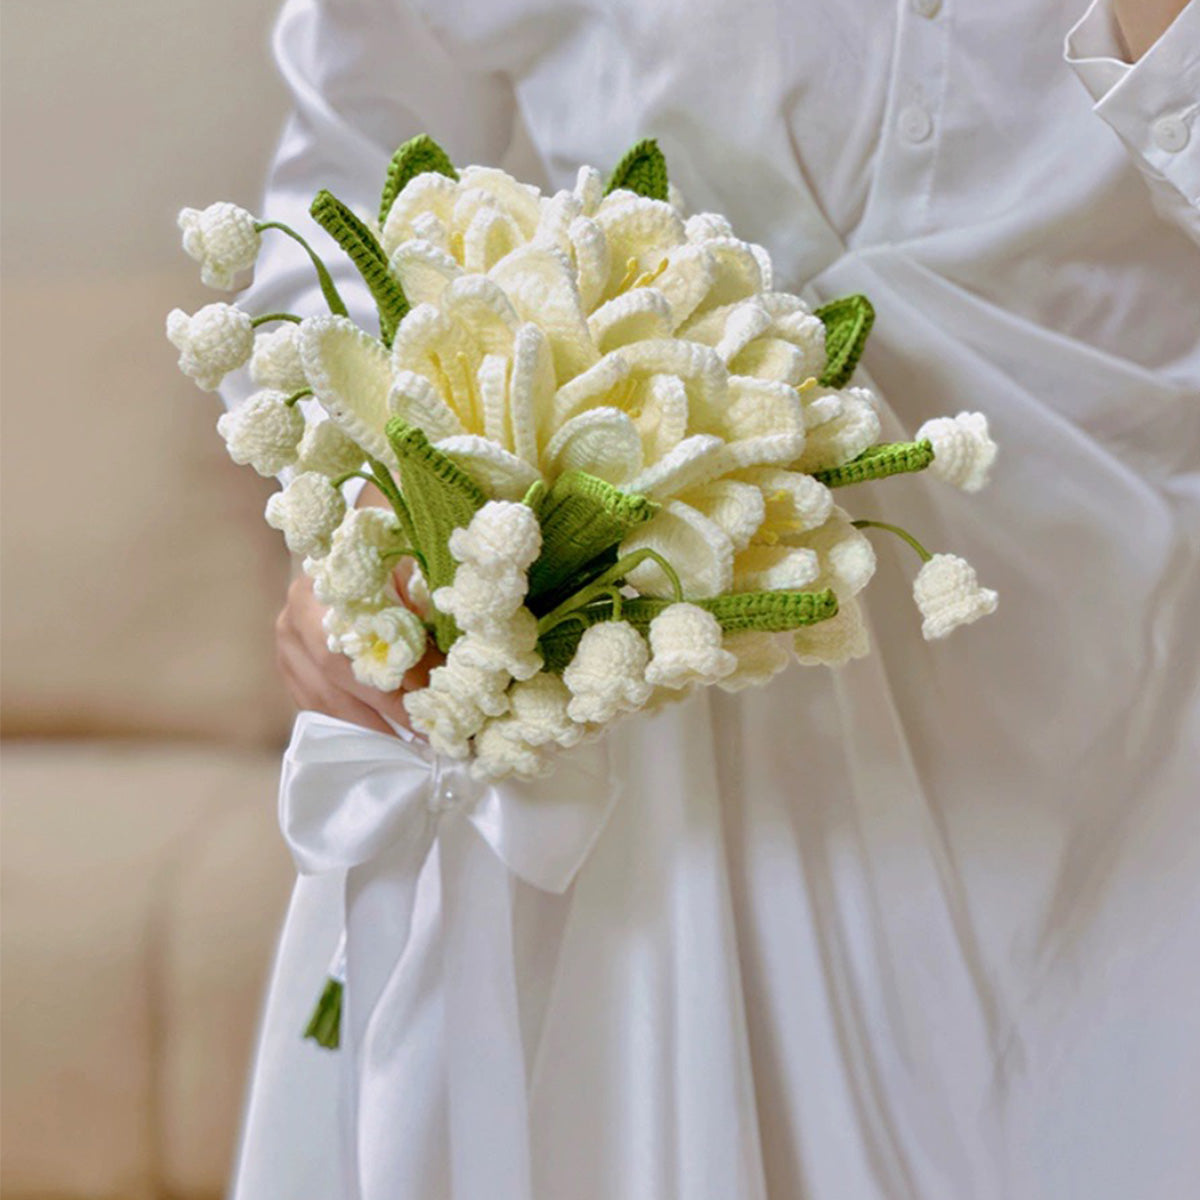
left=1152, top=114, right=1189, bottom=154
left=911, top=0, right=942, bottom=16
left=898, top=105, right=934, bottom=144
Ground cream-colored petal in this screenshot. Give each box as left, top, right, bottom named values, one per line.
left=534, top=189, right=583, bottom=255
left=457, top=166, right=542, bottom=238
left=587, top=288, right=673, bottom=352
left=542, top=406, right=644, bottom=483
left=390, top=303, right=481, bottom=426
left=510, top=323, right=554, bottom=463
left=439, top=274, right=520, bottom=356
left=623, top=433, right=727, bottom=498
left=381, top=173, right=460, bottom=257
left=387, top=239, right=463, bottom=307
left=621, top=500, right=734, bottom=599
left=733, top=543, right=820, bottom=592
left=476, top=353, right=511, bottom=449
left=550, top=350, right=632, bottom=428
left=434, top=435, right=541, bottom=500
left=462, top=204, right=524, bottom=274
left=627, top=372, right=688, bottom=462
left=388, top=368, right=466, bottom=442
left=595, top=196, right=686, bottom=301
left=648, top=243, right=715, bottom=330
left=489, top=244, right=598, bottom=384
left=567, top=215, right=610, bottom=313
left=728, top=336, right=810, bottom=385
left=685, top=212, right=734, bottom=242
left=734, top=467, right=833, bottom=535
left=793, top=391, right=880, bottom=472
left=690, top=237, right=764, bottom=315
left=790, top=508, right=877, bottom=598
left=680, top=479, right=766, bottom=551
left=410, top=211, right=450, bottom=253
left=573, top=165, right=604, bottom=216
left=299, top=315, right=395, bottom=465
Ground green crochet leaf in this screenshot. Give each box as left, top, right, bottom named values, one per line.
left=379, top=133, right=459, bottom=228
left=814, top=439, right=935, bottom=488
left=537, top=588, right=838, bottom=672
left=815, top=294, right=875, bottom=388
left=310, top=190, right=410, bottom=346
left=603, top=137, right=669, bottom=201
left=527, top=471, right=659, bottom=605
left=303, top=977, right=342, bottom=1050
left=385, top=418, right=487, bottom=651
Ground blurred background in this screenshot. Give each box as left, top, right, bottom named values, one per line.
left=2, top=2, right=305, bottom=1195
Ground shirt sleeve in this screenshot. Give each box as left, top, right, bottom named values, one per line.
left=219, top=0, right=520, bottom=499
left=1064, top=0, right=1200, bottom=244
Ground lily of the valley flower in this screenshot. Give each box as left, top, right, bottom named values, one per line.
left=562, top=620, right=653, bottom=723
left=249, top=323, right=308, bottom=393
left=913, top=553, right=998, bottom=640
left=295, top=418, right=366, bottom=479
left=644, top=602, right=737, bottom=688
left=917, top=411, right=997, bottom=492
left=345, top=606, right=428, bottom=691
left=216, top=389, right=305, bottom=476
left=167, top=303, right=254, bottom=390
left=470, top=718, right=552, bottom=782
left=306, top=508, right=403, bottom=609
left=265, top=471, right=346, bottom=556
left=178, top=202, right=261, bottom=289
left=505, top=674, right=584, bottom=747
left=448, top=500, right=542, bottom=572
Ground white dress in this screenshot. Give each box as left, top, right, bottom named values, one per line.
left=226, top=0, right=1200, bottom=1196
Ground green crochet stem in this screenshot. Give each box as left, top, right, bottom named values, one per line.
left=385, top=418, right=487, bottom=651
left=852, top=519, right=932, bottom=563
left=526, top=471, right=658, bottom=602
left=331, top=469, right=377, bottom=488
left=250, top=312, right=302, bottom=327
left=536, top=547, right=684, bottom=635
left=284, top=388, right=313, bottom=407
left=814, top=439, right=935, bottom=488
left=303, top=977, right=342, bottom=1050
left=363, top=454, right=417, bottom=546
left=538, top=588, right=839, bottom=672
left=604, top=138, right=669, bottom=201
left=380, top=544, right=430, bottom=577
left=379, top=133, right=459, bottom=228
left=255, top=220, right=349, bottom=318
left=815, top=294, right=875, bottom=388
left=309, top=190, right=410, bottom=346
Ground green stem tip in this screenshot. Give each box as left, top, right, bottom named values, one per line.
left=852, top=519, right=932, bottom=563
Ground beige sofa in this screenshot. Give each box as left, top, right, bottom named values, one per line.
left=2, top=3, right=307, bottom=1195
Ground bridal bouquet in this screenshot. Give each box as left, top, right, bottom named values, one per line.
left=169, top=135, right=997, bottom=783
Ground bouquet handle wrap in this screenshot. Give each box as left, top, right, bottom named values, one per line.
left=278, top=711, right=620, bottom=1198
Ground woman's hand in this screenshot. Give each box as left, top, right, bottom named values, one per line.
left=274, top=482, right=443, bottom=736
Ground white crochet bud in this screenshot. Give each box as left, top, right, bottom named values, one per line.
left=265, top=471, right=346, bottom=557
left=437, top=646, right=513, bottom=718
left=296, top=419, right=366, bottom=479
left=346, top=606, right=428, bottom=691
left=432, top=562, right=529, bottom=631
left=792, top=598, right=870, bottom=666
left=917, top=411, right=998, bottom=493
left=644, top=602, right=737, bottom=689
left=216, top=390, right=305, bottom=476
left=562, top=621, right=653, bottom=724
left=167, top=303, right=254, bottom=390
left=178, top=202, right=260, bottom=289
left=448, top=609, right=543, bottom=681
left=470, top=718, right=551, bottom=782
left=913, top=554, right=998, bottom=640
left=506, top=674, right=583, bottom=747
left=716, top=631, right=791, bottom=691
left=403, top=685, right=484, bottom=759
left=447, top=501, right=543, bottom=572
left=249, top=324, right=308, bottom=393
left=307, top=508, right=402, bottom=609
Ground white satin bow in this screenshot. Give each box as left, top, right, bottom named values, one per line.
left=278, top=711, right=621, bottom=1200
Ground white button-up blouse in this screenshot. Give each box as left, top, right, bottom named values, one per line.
left=229, top=1, right=1200, bottom=1197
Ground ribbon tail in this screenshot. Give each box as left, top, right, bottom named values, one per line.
left=441, top=817, right=535, bottom=1200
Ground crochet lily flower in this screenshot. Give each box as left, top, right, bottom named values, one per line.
left=295, top=418, right=366, bottom=478
left=344, top=606, right=428, bottom=691
left=216, top=389, right=305, bottom=476
left=913, top=554, right=998, bottom=640
left=178, top=202, right=261, bottom=289
left=562, top=620, right=653, bottom=723
left=265, top=471, right=346, bottom=556
left=917, top=411, right=998, bottom=492
left=644, top=602, right=737, bottom=688
left=167, top=303, right=254, bottom=390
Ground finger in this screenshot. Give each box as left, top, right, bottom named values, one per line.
left=280, top=638, right=397, bottom=735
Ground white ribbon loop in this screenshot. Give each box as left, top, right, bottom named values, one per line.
left=276, top=711, right=621, bottom=1200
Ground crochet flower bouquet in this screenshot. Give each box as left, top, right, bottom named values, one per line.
left=170, top=135, right=998, bottom=782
